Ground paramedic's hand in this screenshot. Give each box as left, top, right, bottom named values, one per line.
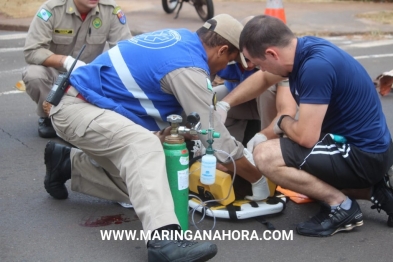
left=216, top=101, right=230, bottom=124
left=42, top=101, right=52, bottom=116
left=274, top=115, right=289, bottom=135
left=153, top=126, right=172, bottom=144
left=246, top=133, right=268, bottom=153
left=63, top=56, right=86, bottom=72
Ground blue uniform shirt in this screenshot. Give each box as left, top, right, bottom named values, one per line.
left=69, top=29, right=209, bottom=131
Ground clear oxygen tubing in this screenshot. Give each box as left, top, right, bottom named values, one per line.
left=188, top=149, right=237, bottom=231
left=208, top=104, right=214, bottom=141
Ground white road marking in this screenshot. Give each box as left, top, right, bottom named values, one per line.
left=343, top=39, right=393, bottom=49
left=0, top=90, right=24, bottom=96
left=0, top=33, right=27, bottom=40
left=0, top=67, right=25, bottom=75
left=354, top=53, right=393, bottom=60
left=0, top=47, right=24, bottom=53
left=325, top=36, right=346, bottom=41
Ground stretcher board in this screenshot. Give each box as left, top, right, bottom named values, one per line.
left=189, top=196, right=286, bottom=220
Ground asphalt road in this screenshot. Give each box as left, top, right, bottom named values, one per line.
left=1, top=31, right=393, bottom=262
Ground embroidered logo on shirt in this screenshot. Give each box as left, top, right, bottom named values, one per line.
left=129, top=29, right=181, bottom=49
left=295, top=89, right=299, bottom=96
left=92, top=17, right=102, bottom=29
left=113, top=6, right=126, bottom=24
left=37, top=8, right=52, bottom=22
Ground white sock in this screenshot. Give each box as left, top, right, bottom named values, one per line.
left=245, top=176, right=270, bottom=201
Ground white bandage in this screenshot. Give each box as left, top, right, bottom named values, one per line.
left=243, top=148, right=255, bottom=166
left=244, top=148, right=270, bottom=201
left=63, top=56, right=86, bottom=72
left=216, top=101, right=230, bottom=124
left=245, top=175, right=270, bottom=201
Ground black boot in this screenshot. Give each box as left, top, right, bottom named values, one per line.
left=371, top=178, right=393, bottom=227
left=147, top=225, right=217, bottom=262
left=38, top=117, right=57, bottom=138
left=44, top=141, right=71, bottom=199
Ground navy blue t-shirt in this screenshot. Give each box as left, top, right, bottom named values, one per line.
left=288, top=36, right=390, bottom=153
left=217, top=62, right=258, bottom=92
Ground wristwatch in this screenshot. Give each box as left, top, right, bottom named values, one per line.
left=277, top=115, right=290, bottom=129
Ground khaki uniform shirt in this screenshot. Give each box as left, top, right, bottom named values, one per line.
left=24, top=0, right=132, bottom=65
left=162, top=68, right=245, bottom=163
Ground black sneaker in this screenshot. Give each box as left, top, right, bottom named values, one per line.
left=148, top=238, right=217, bottom=262
left=38, top=117, right=57, bottom=138
left=44, top=141, right=71, bottom=199
left=296, top=199, right=363, bottom=237
left=371, top=179, right=393, bottom=227
left=302, top=202, right=331, bottom=225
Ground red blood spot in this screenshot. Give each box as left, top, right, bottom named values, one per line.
left=80, top=214, right=133, bottom=227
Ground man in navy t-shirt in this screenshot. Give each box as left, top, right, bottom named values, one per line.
left=221, top=15, right=393, bottom=237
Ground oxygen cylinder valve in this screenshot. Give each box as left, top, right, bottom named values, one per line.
left=165, top=114, right=184, bottom=144
left=176, top=113, right=202, bottom=136
left=167, top=114, right=183, bottom=135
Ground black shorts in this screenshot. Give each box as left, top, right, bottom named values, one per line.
left=280, top=134, right=393, bottom=189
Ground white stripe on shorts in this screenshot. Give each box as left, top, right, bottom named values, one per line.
left=299, top=134, right=351, bottom=169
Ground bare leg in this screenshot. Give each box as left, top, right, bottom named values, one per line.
left=253, top=138, right=346, bottom=206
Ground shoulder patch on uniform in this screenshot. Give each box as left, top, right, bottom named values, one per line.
left=206, top=78, right=213, bottom=91
left=112, top=6, right=121, bottom=15
left=37, top=8, right=52, bottom=22
left=113, top=6, right=126, bottom=24
left=92, top=17, right=102, bottom=29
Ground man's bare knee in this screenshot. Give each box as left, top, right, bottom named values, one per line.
left=253, top=141, right=270, bottom=172
left=253, top=139, right=281, bottom=173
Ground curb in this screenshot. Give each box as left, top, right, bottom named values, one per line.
left=2, top=20, right=392, bottom=38
left=0, top=24, right=393, bottom=37
left=0, top=24, right=29, bottom=32
left=294, top=31, right=393, bottom=37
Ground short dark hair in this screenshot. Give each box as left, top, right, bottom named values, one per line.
left=239, top=15, right=295, bottom=59
left=197, top=19, right=238, bottom=55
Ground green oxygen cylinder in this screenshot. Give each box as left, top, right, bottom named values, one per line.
left=163, top=135, right=189, bottom=232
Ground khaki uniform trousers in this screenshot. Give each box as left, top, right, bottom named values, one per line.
left=22, top=65, right=59, bottom=117
left=49, top=88, right=179, bottom=234
left=215, top=85, right=277, bottom=142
